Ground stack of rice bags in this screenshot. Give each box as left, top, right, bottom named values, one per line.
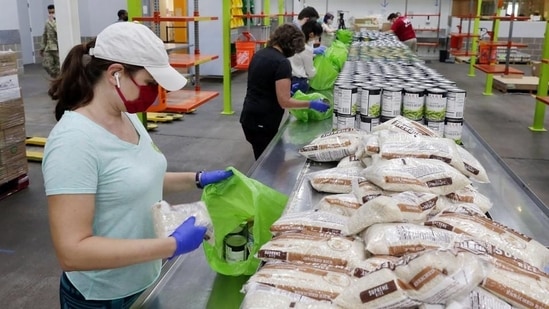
left=241, top=117, right=549, bottom=309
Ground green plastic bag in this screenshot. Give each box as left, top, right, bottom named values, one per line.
left=201, top=167, right=288, bottom=276
left=325, top=40, right=349, bottom=71
left=309, top=55, right=339, bottom=91
left=336, top=29, right=353, bottom=45
left=289, top=90, right=333, bottom=122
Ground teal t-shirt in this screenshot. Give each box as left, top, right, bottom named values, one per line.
left=42, top=111, right=167, bottom=300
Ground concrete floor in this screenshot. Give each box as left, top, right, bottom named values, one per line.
left=1, top=61, right=548, bottom=308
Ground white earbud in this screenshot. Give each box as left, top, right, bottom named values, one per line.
left=114, top=72, right=121, bottom=88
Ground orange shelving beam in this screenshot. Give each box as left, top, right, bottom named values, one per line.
left=169, top=54, right=219, bottom=68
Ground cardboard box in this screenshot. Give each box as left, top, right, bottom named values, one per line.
left=0, top=155, right=27, bottom=184
left=0, top=51, right=18, bottom=75
left=0, top=125, right=26, bottom=147
left=0, top=141, right=26, bottom=166
left=0, top=87, right=21, bottom=102
left=0, top=74, right=19, bottom=92
left=0, top=98, right=25, bottom=130
left=381, top=22, right=392, bottom=32
left=452, top=0, right=479, bottom=16
left=531, top=61, right=541, bottom=77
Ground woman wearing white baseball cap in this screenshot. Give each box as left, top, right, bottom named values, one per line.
left=43, top=22, right=233, bottom=307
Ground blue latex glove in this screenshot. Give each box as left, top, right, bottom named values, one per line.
left=169, top=216, right=207, bottom=258
left=313, top=45, right=327, bottom=55
left=309, top=99, right=330, bottom=112
left=197, top=170, right=233, bottom=188
left=290, top=83, right=301, bottom=96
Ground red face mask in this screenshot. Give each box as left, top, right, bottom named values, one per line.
left=115, top=74, right=159, bottom=113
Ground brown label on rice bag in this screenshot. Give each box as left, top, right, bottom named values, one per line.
left=388, top=244, right=437, bottom=256
left=429, top=154, right=452, bottom=164
left=288, top=252, right=348, bottom=268
left=440, top=212, right=532, bottom=241
left=424, top=221, right=468, bottom=235
left=366, top=146, right=380, bottom=153
left=483, top=278, right=547, bottom=309
left=362, top=194, right=382, bottom=204
left=277, top=285, right=340, bottom=301
left=409, top=267, right=444, bottom=290
left=258, top=249, right=288, bottom=261
left=419, top=197, right=438, bottom=211
left=360, top=280, right=399, bottom=303
left=314, top=178, right=352, bottom=186
left=325, top=197, right=362, bottom=210
left=464, top=162, right=480, bottom=175
left=397, top=203, right=422, bottom=213
left=384, top=176, right=424, bottom=186
left=446, top=192, right=474, bottom=203
left=425, top=177, right=453, bottom=188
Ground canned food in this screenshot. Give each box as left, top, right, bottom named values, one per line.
left=225, top=235, right=247, bottom=263
left=444, top=118, right=464, bottom=144
left=360, top=85, right=382, bottom=117
left=338, top=85, right=358, bottom=115
left=402, top=87, right=425, bottom=121
left=445, top=88, right=466, bottom=119
left=337, top=113, right=356, bottom=130
left=425, top=88, right=448, bottom=121
left=381, top=87, right=402, bottom=117
left=424, top=119, right=445, bottom=137
left=359, top=115, right=380, bottom=132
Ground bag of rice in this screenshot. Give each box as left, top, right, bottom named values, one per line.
left=455, top=146, right=490, bottom=183
left=317, top=194, right=363, bottom=217
left=362, top=223, right=461, bottom=256
left=270, top=210, right=349, bottom=236
left=378, top=132, right=463, bottom=169
left=258, top=232, right=365, bottom=269
left=346, top=192, right=437, bottom=235
left=246, top=262, right=353, bottom=301
left=299, top=128, right=364, bottom=162
left=444, top=184, right=493, bottom=213
left=450, top=288, right=515, bottom=309
left=426, top=211, right=549, bottom=270
left=351, top=179, right=384, bottom=204
left=337, top=155, right=365, bottom=169
left=334, top=268, right=420, bottom=308
left=352, top=256, right=404, bottom=278
left=151, top=200, right=214, bottom=244
left=309, top=166, right=366, bottom=194
left=363, top=134, right=380, bottom=156
left=373, top=116, right=438, bottom=137
left=363, top=157, right=470, bottom=196
left=241, top=283, right=339, bottom=309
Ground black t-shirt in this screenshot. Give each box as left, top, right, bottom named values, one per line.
left=240, top=47, right=292, bottom=131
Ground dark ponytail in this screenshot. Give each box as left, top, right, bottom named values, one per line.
left=48, top=39, right=140, bottom=121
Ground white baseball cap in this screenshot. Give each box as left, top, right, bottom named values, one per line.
left=89, top=22, right=187, bottom=91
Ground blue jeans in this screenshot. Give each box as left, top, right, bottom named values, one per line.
left=59, top=273, right=143, bottom=309
left=291, top=77, right=310, bottom=94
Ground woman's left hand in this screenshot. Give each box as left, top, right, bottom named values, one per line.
left=196, top=170, right=233, bottom=188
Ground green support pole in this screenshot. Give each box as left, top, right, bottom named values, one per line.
left=222, top=0, right=234, bottom=115
left=128, top=0, right=148, bottom=127
left=468, top=0, right=483, bottom=77
left=264, top=0, right=271, bottom=26
left=482, top=18, right=500, bottom=96
left=278, top=0, right=284, bottom=26
left=529, top=21, right=549, bottom=132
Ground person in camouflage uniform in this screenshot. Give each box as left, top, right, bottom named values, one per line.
left=40, top=4, right=59, bottom=78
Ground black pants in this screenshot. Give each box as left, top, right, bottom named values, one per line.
left=291, top=76, right=310, bottom=94
left=59, top=273, right=143, bottom=309
left=242, top=123, right=278, bottom=160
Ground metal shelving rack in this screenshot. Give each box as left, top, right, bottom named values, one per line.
left=404, top=0, right=443, bottom=55
left=133, top=0, right=220, bottom=113
left=530, top=21, right=549, bottom=132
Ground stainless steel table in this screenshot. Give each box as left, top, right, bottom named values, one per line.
left=133, top=117, right=549, bottom=308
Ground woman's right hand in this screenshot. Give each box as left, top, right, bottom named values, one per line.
left=169, top=216, right=207, bottom=258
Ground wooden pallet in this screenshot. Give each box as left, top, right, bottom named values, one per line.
left=0, top=174, right=29, bottom=201
left=455, top=56, right=471, bottom=63
left=493, top=76, right=539, bottom=93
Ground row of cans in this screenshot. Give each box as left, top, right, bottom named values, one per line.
left=334, top=83, right=467, bottom=122
left=333, top=114, right=464, bottom=143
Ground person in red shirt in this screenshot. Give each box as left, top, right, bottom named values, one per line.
left=386, top=13, right=417, bottom=52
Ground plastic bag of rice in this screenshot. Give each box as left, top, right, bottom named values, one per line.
left=317, top=194, right=363, bottom=217
left=363, top=134, right=380, bottom=156
left=270, top=210, right=349, bottom=236
left=426, top=211, right=549, bottom=270
left=309, top=166, right=366, bottom=194
left=449, top=287, right=515, bottom=309
left=453, top=239, right=549, bottom=309
left=373, top=115, right=438, bottom=137
left=444, top=184, right=492, bottom=213
left=258, top=232, right=365, bottom=269
left=391, top=250, right=488, bottom=305
left=378, top=132, right=463, bottom=169
left=241, top=282, right=340, bottom=309
left=351, top=179, right=384, bottom=204
left=152, top=200, right=214, bottom=244
left=362, top=223, right=461, bottom=256
left=454, top=145, right=490, bottom=183
left=346, top=192, right=438, bottom=235
left=430, top=200, right=488, bottom=218
left=334, top=267, right=420, bottom=308
left=245, top=262, right=353, bottom=301
left=299, top=128, right=364, bottom=162
left=337, top=155, right=365, bottom=169
left=363, top=157, right=470, bottom=196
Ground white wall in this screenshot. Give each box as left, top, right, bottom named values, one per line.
left=78, top=0, right=128, bottom=37
left=0, top=0, right=19, bottom=29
